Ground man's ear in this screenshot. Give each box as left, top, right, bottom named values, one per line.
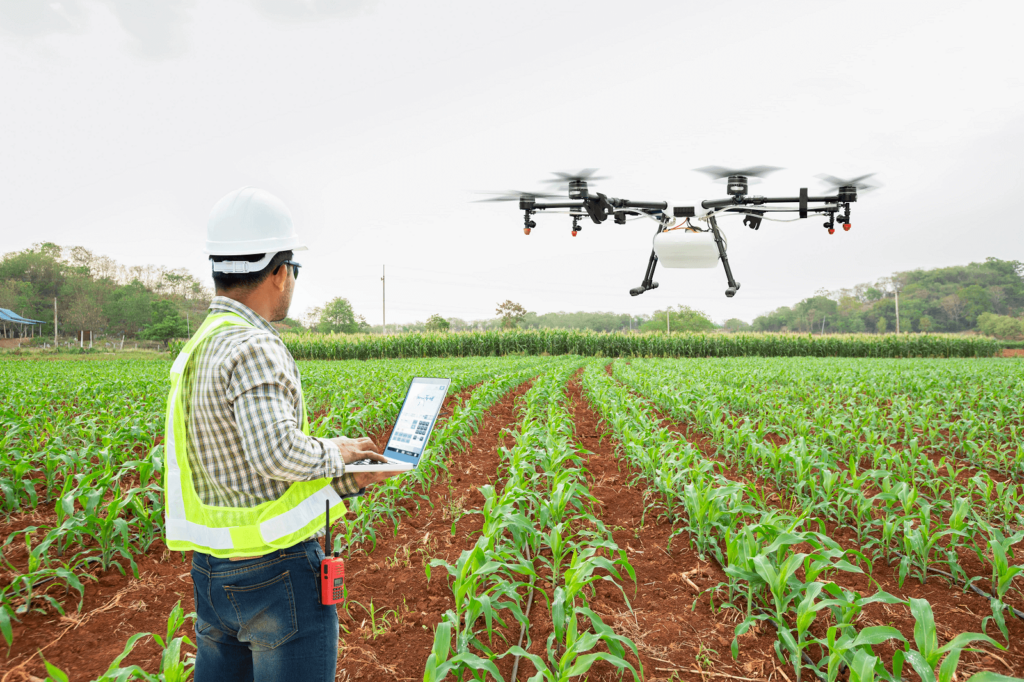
left=271, top=263, right=288, bottom=292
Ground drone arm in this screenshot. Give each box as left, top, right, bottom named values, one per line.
left=532, top=201, right=586, bottom=209
left=701, top=194, right=842, bottom=209
left=619, top=199, right=668, bottom=210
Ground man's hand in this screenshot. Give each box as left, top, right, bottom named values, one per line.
left=329, top=436, right=402, bottom=488
left=330, top=436, right=386, bottom=465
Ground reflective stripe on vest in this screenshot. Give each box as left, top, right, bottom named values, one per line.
left=163, top=312, right=346, bottom=558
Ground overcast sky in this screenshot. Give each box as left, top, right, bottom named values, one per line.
left=2, top=0, right=1022, bottom=326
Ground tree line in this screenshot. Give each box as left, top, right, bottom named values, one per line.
left=750, top=258, right=1024, bottom=339
left=3, top=245, right=1019, bottom=343
left=0, top=243, right=209, bottom=342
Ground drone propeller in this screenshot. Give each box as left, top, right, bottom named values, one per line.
left=473, top=190, right=560, bottom=203
left=817, top=173, right=880, bottom=192
left=542, top=169, right=609, bottom=185
left=693, top=165, right=783, bottom=181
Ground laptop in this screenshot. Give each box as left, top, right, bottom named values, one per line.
left=343, top=377, right=452, bottom=473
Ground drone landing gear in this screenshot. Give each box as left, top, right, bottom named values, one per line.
left=708, top=215, right=740, bottom=298
left=630, top=249, right=659, bottom=296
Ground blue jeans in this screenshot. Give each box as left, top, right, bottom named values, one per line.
left=191, top=539, right=338, bottom=682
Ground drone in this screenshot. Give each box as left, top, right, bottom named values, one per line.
left=476, top=167, right=877, bottom=297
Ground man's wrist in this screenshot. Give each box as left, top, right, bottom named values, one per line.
left=317, top=437, right=347, bottom=477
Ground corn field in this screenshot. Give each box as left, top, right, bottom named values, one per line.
left=167, top=331, right=1000, bottom=361
left=2, top=353, right=1023, bottom=680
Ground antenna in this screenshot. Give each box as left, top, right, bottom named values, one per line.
left=325, top=499, right=331, bottom=556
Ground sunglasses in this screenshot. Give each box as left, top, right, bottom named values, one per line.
left=280, top=260, right=302, bottom=280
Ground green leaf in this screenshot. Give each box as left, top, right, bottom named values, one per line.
left=0, top=605, right=14, bottom=648
left=851, top=626, right=907, bottom=648
left=936, top=630, right=1004, bottom=655
left=904, top=649, right=937, bottom=682
left=909, top=597, right=938, bottom=663
left=43, top=658, right=71, bottom=682
left=938, top=647, right=963, bottom=682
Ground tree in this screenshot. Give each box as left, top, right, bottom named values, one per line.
left=722, top=318, right=751, bottom=332
left=64, top=293, right=108, bottom=336
left=496, top=300, right=527, bottom=330
left=425, top=314, right=450, bottom=332
left=988, top=285, right=1008, bottom=314
left=939, top=294, right=965, bottom=328
left=977, top=312, right=1024, bottom=340
left=876, top=316, right=888, bottom=334
left=311, top=297, right=367, bottom=334
left=104, top=280, right=155, bottom=336
left=640, top=305, right=716, bottom=333
left=140, top=300, right=189, bottom=343
left=793, top=296, right=839, bottom=333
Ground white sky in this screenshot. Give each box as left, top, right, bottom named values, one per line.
left=2, top=0, right=1023, bottom=325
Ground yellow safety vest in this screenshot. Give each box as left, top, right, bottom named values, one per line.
left=163, top=312, right=346, bottom=558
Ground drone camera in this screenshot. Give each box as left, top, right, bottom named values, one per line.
left=672, top=206, right=696, bottom=218
left=727, top=175, right=749, bottom=196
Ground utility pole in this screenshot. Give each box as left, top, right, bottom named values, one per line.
left=381, top=265, right=386, bottom=336
left=821, top=315, right=826, bottom=335
left=894, top=286, right=901, bottom=334
left=187, top=312, right=190, bottom=336
left=53, top=298, right=57, bottom=346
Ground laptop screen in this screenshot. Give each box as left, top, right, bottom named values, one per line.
left=384, top=377, right=451, bottom=462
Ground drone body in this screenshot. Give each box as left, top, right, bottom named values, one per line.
left=476, top=168, right=876, bottom=297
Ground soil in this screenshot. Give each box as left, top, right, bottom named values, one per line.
left=1001, top=349, right=1024, bottom=358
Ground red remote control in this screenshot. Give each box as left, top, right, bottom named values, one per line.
left=320, top=500, right=345, bottom=606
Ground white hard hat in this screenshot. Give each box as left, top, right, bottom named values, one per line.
left=206, top=187, right=308, bottom=257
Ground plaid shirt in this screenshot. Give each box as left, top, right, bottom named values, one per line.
left=183, top=296, right=362, bottom=521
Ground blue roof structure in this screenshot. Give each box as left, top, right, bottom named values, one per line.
left=0, top=308, right=45, bottom=324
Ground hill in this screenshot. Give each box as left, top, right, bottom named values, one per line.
left=752, top=258, right=1024, bottom=337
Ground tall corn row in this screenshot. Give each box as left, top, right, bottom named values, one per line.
left=168, top=331, right=1000, bottom=361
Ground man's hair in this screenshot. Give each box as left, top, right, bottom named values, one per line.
left=211, top=250, right=293, bottom=293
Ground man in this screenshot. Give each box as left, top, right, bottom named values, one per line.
left=163, top=187, right=395, bottom=681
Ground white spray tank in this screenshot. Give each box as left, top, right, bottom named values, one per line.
left=653, top=205, right=722, bottom=269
